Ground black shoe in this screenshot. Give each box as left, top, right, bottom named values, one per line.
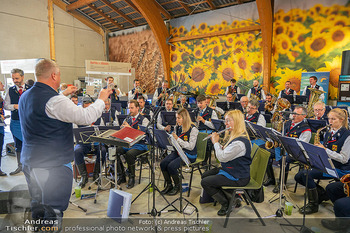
left=263, top=178, right=275, bottom=187
left=212, top=192, right=229, bottom=216
left=9, top=166, right=22, bottom=175
left=299, top=188, right=318, bottom=215
left=160, top=183, right=173, bottom=195
left=167, top=185, right=180, bottom=196
left=217, top=203, right=229, bottom=216
left=127, top=177, right=135, bottom=189
left=117, top=176, right=126, bottom=185
left=273, top=184, right=280, bottom=193
left=0, top=170, right=6, bottom=176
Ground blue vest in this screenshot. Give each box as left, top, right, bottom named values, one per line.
left=221, top=137, right=252, bottom=179
left=305, top=84, right=320, bottom=102
left=141, top=107, right=151, bottom=115
left=103, top=86, right=119, bottom=102
left=175, top=125, right=197, bottom=155
left=323, top=128, right=350, bottom=171
left=198, top=107, right=214, bottom=131
left=19, top=82, right=74, bottom=168
left=284, top=120, right=311, bottom=138
left=228, top=85, right=238, bottom=94
left=281, top=89, right=294, bottom=96
left=250, top=87, right=262, bottom=99
left=8, top=84, right=31, bottom=120
left=245, top=112, right=260, bottom=124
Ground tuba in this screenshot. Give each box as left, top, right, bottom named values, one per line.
left=271, top=98, right=291, bottom=132
left=306, top=88, right=326, bottom=118
left=265, top=95, right=277, bottom=112
left=172, top=91, right=181, bottom=108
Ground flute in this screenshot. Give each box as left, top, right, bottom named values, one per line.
left=202, top=127, right=231, bottom=141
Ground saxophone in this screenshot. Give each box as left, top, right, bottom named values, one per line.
left=314, top=124, right=331, bottom=145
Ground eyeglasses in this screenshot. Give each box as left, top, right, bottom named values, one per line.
left=314, top=109, right=324, bottom=112
left=247, top=106, right=257, bottom=109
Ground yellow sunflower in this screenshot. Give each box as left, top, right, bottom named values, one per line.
left=328, top=26, right=350, bottom=49
left=310, top=21, right=331, bottom=35
left=205, top=81, right=224, bottom=96
left=217, top=60, right=238, bottom=86
left=193, top=47, right=204, bottom=59
left=274, top=68, right=307, bottom=94
left=224, top=35, right=235, bottom=47
left=210, top=43, right=223, bottom=57
left=234, top=52, right=249, bottom=72
left=319, top=56, right=341, bottom=93
left=274, top=9, right=285, bottom=22
left=247, top=53, right=263, bottom=74
left=286, top=45, right=302, bottom=63
left=309, top=4, right=324, bottom=15
left=177, top=26, right=186, bottom=36
left=304, top=33, right=331, bottom=57
left=198, top=22, right=209, bottom=33
left=187, top=62, right=211, bottom=88
left=275, top=34, right=292, bottom=55
left=170, top=51, right=181, bottom=68
left=290, top=8, right=307, bottom=23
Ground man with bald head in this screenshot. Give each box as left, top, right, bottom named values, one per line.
left=312, top=101, right=326, bottom=120
left=238, top=96, right=249, bottom=113
left=19, top=59, right=112, bottom=222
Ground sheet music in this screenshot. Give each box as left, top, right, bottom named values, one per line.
left=168, top=134, right=191, bottom=167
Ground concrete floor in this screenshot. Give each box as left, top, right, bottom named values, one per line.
left=0, top=122, right=338, bottom=233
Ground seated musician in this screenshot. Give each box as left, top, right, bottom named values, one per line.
left=160, top=108, right=198, bottom=196
left=71, top=94, right=78, bottom=105
left=115, top=99, right=149, bottom=189
left=312, top=101, right=327, bottom=120
left=205, top=96, right=224, bottom=116
left=197, top=95, right=218, bottom=165
left=157, top=98, right=175, bottom=133
left=179, top=95, right=191, bottom=108
left=321, top=177, right=350, bottom=231
left=264, top=93, right=274, bottom=116
left=247, top=80, right=266, bottom=101
left=295, top=108, right=350, bottom=214
left=128, top=79, right=148, bottom=101
left=138, top=96, right=153, bottom=117
left=302, top=75, right=325, bottom=102
left=201, top=110, right=251, bottom=216
left=245, top=99, right=266, bottom=127
left=225, top=78, right=240, bottom=96
left=238, top=96, right=249, bottom=113
left=264, top=106, right=311, bottom=193
left=104, top=76, right=122, bottom=103
left=153, top=80, right=170, bottom=107
left=74, top=99, right=110, bottom=188
left=278, top=81, right=296, bottom=99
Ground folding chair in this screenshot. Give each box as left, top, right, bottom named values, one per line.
left=187, top=132, right=208, bottom=197
left=222, top=144, right=270, bottom=228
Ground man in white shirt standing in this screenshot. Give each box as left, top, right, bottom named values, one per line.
left=128, top=79, right=147, bottom=101
left=19, top=59, right=112, bottom=225
left=4, top=68, right=31, bottom=175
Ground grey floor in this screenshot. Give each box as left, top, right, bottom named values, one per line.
left=0, top=120, right=337, bottom=232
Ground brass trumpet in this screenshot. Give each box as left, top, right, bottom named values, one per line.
left=136, top=86, right=147, bottom=94
left=265, top=140, right=279, bottom=149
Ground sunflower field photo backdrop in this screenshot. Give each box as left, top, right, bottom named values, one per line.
left=169, top=0, right=350, bottom=100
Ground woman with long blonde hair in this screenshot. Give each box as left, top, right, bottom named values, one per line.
left=295, top=108, right=350, bottom=215
left=160, top=108, right=198, bottom=195
left=201, top=110, right=252, bottom=216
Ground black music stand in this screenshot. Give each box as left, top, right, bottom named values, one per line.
left=277, top=136, right=338, bottom=232
left=306, top=119, right=327, bottom=133
left=116, top=115, right=128, bottom=126
left=212, top=119, right=225, bottom=131
left=161, top=111, right=176, bottom=126
left=159, top=134, right=199, bottom=218
left=281, top=94, right=295, bottom=104
left=188, top=110, right=197, bottom=123
left=111, top=103, right=122, bottom=113
left=295, top=95, right=307, bottom=104
left=236, top=94, right=244, bottom=101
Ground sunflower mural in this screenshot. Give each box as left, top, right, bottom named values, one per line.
left=271, top=2, right=350, bottom=100
left=169, top=16, right=263, bottom=95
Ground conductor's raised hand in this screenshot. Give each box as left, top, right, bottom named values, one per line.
left=98, top=88, right=113, bottom=101
left=63, top=86, right=77, bottom=96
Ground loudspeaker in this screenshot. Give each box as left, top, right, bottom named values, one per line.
left=341, top=50, right=350, bottom=75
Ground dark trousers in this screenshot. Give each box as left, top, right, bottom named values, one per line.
left=0, top=133, right=4, bottom=168
left=160, top=151, right=196, bottom=175
left=13, top=135, right=22, bottom=152
left=204, top=140, right=213, bottom=164
left=115, top=147, right=146, bottom=168
left=326, top=182, right=350, bottom=217
left=294, top=168, right=331, bottom=189
left=74, top=143, right=106, bottom=166
left=201, top=167, right=250, bottom=196
left=23, top=165, right=73, bottom=214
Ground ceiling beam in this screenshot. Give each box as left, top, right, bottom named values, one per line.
left=178, top=1, right=191, bottom=14
left=100, top=0, right=137, bottom=26
left=66, top=0, right=96, bottom=12
left=256, top=0, right=273, bottom=91
left=205, top=0, right=216, bottom=9
left=152, top=0, right=172, bottom=19
left=88, top=4, right=124, bottom=29
left=53, top=0, right=104, bottom=37
left=130, top=0, right=170, bottom=83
